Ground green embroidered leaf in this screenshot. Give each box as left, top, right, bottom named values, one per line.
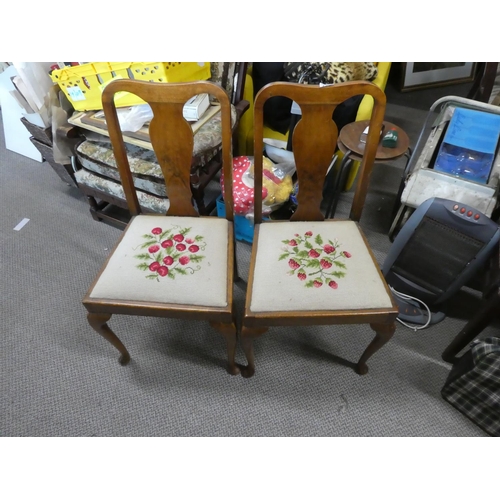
left=142, top=234, right=155, bottom=239
left=315, top=234, right=323, bottom=246
left=134, top=253, right=151, bottom=260
left=334, top=261, right=346, bottom=269
left=155, top=252, right=163, bottom=263
left=278, top=253, right=289, bottom=261
left=173, top=267, right=188, bottom=275
left=305, top=241, right=313, bottom=249
left=190, top=255, right=205, bottom=263
left=195, top=235, right=204, bottom=242
left=297, top=250, right=309, bottom=258
left=180, top=227, right=191, bottom=235
left=140, top=240, right=158, bottom=249
left=306, top=259, right=321, bottom=268
left=292, top=247, right=299, bottom=254
left=332, top=271, right=346, bottom=278
left=328, top=239, right=334, bottom=246
left=171, top=252, right=181, bottom=260
left=145, top=274, right=158, bottom=280
left=281, top=239, right=290, bottom=245
left=167, top=272, right=175, bottom=279
left=305, top=280, right=315, bottom=288
left=160, top=230, right=172, bottom=240
left=136, top=263, right=149, bottom=271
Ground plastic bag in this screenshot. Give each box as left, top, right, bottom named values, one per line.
left=221, top=156, right=294, bottom=217
left=118, top=104, right=153, bottom=132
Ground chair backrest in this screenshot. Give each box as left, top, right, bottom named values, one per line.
left=102, top=79, right=234, bottom=221
left=253, top=81, right=386, bottom=223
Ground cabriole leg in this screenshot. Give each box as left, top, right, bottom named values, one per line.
left=356, top=322, right=396, bottom=375
left=87, top=312, right=130, bottom=366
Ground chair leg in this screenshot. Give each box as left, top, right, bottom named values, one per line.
left=356, top=322, right=396, bottom=375
left=87, top=312, right=131, bottom=366
left=240, top=325, right=268, bottom=378
left=209, top=319, right=240, bottom=376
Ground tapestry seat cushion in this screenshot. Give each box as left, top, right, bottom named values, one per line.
left=76, top=106, right=236, bottom=197
left=74, top=169, right=169, bottom=214
left=249, top=220, right=393, bottom=313
left=89, top=215, right=230, bottom=307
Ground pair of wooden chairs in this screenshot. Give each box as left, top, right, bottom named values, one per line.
left=83, top=78, right=398, bottom=378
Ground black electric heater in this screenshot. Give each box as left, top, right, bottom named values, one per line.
left=382, top=197, right=500, bottom=326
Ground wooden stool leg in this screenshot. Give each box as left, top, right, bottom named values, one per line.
left=356, top=322, right=396, bottom=375
left=87, top=312, right=130, bottom=365
left=210, top=319, right=240, bottom=376
left=240, top=326, right=268, bottom=378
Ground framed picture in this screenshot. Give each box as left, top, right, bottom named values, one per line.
left=400, top=62, right=477, bottom=92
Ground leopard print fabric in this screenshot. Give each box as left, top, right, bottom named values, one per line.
left=284, top=62, right=378, bottom=85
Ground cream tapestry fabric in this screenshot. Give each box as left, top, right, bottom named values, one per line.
left=89, top=215, right=230, bottom=307
left=250, top=221, right=393, bottom=313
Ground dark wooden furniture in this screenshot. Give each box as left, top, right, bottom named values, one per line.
left=74, top=63, right=249, bottom=228
left=442, top=244, right=500, bottom=363
left=240, top=81, right=399, bottom=378
left=467, top=62, right=498, bottom=103
left=325, top=120, right=411, bottom=218
left=20, top=117, right=77, bottom=186
left=83, top=79, right=239, bottom=375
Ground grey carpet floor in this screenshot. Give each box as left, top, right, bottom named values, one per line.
left=0, top=85, right=495, bottom=436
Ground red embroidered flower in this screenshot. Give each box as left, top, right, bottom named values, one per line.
left=294, top=233, right=300, bottom=237
left=135, top=225, right=206, bottom=281
left=281, top=231, right=349, bottom=289
left=149, top=261, right=160, bottom=271
left=157, top=266, right=168, bottom=277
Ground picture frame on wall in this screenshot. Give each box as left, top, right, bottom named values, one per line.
left=400, top=62, right=477, bottom=92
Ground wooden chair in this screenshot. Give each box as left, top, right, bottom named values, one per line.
left=72, top=63, right=249, bottom=228
left=83, top=79, right=240, bottom=375
left=240, top=81, right=399, bottom=378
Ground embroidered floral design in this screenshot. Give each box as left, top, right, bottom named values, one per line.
left=279, top=231, right=351, bottom=289
left=133, top=225, right=206, bottom=281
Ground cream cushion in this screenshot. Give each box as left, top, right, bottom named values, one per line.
left=89, top=215, right=230, bottom=307
left=250, top=220, right=393, bottom=313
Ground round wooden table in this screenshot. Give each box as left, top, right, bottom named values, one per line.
left=325, top=120, right=411, bottom=218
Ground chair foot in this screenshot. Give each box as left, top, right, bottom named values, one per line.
left=355, top=322, right=396, bottom=375
left=87, top=312, right=131, bottom=365
left=240, top=326, right=268, bottom=378
left=209, top=320, right=240, bottom=376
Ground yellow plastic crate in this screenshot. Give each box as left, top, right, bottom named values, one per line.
left=50, top=62, right=211, bottom=111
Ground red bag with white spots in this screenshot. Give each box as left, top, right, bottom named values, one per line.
left=221, top=156, right=294, bottom=217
